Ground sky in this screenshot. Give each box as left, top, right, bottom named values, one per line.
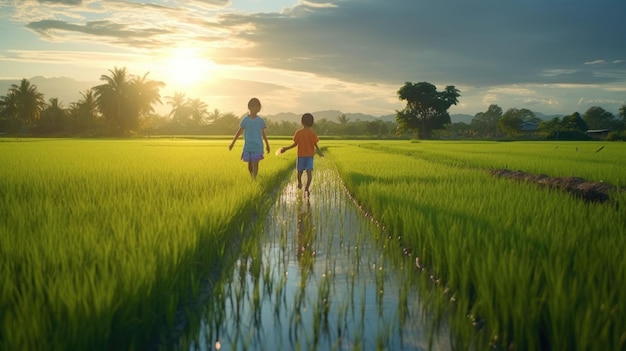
left=0, top=0, right=625, bottom=117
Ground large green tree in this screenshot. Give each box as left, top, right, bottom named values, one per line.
left=619, top=105, right=626, bottom=131
left=94, top=67, right=163, bottom=136
left=497, top=108, right=535, bottom=137
left=471, top=104, right=502, bottom=137
left=583, top=106, right=617, bottom=130
left=396, top=82, right=460, bottom=139
left=561, top=112, right=588, bottom=131
left=210, top=112, right=240, bottom=134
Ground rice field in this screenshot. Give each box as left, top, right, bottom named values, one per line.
left=327, top=140, right=626, bottom=350
left=0, top=138, right=293, bottom=350
left=1, top=138, right=625, bottom=350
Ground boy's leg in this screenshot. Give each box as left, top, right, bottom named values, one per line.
left=297, top=170, right=304, bottom=188
left=304, top=169, right=313, bottom=192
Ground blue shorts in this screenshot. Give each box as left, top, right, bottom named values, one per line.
left=241, top=151, right=264, bottom=162
left=297, top=156, right=314, bottom=171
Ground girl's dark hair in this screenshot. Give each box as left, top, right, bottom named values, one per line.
left=248, top=98, right=261, bottom=109
left=301, top=113, right=314, bottom=127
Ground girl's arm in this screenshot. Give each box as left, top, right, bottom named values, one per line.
left=262, top=129, right=270, bottom=153
left=229, top=128, right=243, bottom=150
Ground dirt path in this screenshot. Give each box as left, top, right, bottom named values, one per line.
left=490, top=169, right=623, bottom=204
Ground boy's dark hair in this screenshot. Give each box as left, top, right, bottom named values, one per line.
left=301, top=113, right=314, bottom=127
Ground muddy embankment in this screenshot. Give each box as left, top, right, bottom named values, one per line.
left=490, top=169, right=623, bottom=206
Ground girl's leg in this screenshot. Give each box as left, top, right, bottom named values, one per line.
left=248, top=161, right=259, bottom=178
left=252, top=161, right=259, bottom=178
left=254, top=161, right=259, bottom=178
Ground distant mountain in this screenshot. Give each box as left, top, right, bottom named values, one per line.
left=265, top=112, right=299, bottom=122
left=533, top=111, right=565, bottom=121
left=449, top=112, right=565, bottom=124
left=266, top=110, right=396, bottom=123
left=450, top=114, right=473, bottom=124
left=266, top=111, right=476, bottom=124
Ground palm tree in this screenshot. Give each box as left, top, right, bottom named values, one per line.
left=94, top=67, right=131, bottom=135
left=37, top=97, right=67, bottom=134
left=94, top=67, right=163, bottom=136
left=8, top=78, right=46, bottom=129
left=337, top=113, right=350, bottom=124
left=188, top=98, right=208, bottom=126
left=0, top=93, right=20, bottom=133
left=167, top=92, right=190, bottom=125
left=132, top=72, right=164, bottom=129
left=68, top=89, right=100, bottom=135
left=207, top=108, right=222, bottom=121
left=0, top=93, right=17, bottom=118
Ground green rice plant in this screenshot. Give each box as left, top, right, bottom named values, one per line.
left=359, top=140, right=626, bottom=186
left=328, top=140, right=626, bottom=351
left=0, top=138, right=293, bottom=350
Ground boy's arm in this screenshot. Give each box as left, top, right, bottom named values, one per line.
left=280, top=142, right=297, bottom=153
left=229, top=128, right=243, bottom=150
left=315, top=144, right=324, bottom=157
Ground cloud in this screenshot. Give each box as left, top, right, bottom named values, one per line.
left=1, top=49, right=144, bottom=67
left=12, top=0, right=626, bottom=89
left=584, top=60, right=606, bottom=65
left=26, top=19, right=169, bottom=40
left=209, top=0, right=626, bottom=89
left=3, top=0, right=626, bottom=115
left=38, top=0, right=83, bottom=5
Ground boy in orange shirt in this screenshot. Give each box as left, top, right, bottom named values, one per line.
left=278, top=113, right=323, bottom=194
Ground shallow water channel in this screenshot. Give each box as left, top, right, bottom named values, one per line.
left=185, top=165, right=450, bottom=350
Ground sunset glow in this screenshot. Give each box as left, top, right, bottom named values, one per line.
left=164, top=48, right=216, bottom=88
left=1, top=0, right=625, bottom=116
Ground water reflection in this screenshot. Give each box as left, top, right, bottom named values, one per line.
left=186, top=168, right=450, bottom=351
left=297, top=194, right=314, bottom=271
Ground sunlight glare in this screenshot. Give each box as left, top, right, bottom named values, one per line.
left=165, top=47, right=215, bottom=87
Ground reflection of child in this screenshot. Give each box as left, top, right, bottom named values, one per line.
left=297, top=195, right=314, bottom=264
left=278, top=113, right=323, bottom=194
left=228, top=98, right=270, bottom=179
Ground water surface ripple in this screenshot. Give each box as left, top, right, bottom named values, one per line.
left=188, top=166, right=450, bottom=351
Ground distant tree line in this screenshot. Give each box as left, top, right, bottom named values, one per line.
left=1, top=70, right=625, bottom=140
left=394, top=81, right=626, bottom=141
left=0, top=67, right=398, bottom=138
left=441, top=104, right=626, bottom=141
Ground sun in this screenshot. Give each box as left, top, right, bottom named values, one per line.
left=165, top=47, right=215, bottom=87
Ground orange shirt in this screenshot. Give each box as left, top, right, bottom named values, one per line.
left=293, top=128, right=319, bottom=157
